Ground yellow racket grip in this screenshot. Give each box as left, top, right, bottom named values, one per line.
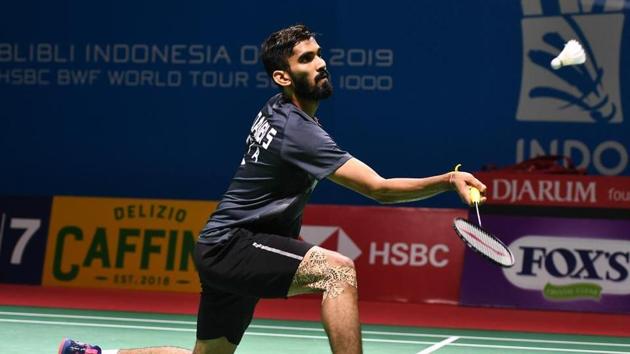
left=469, top=187, right=481, bottom=204
left=453, top=164, right=481, bottom=204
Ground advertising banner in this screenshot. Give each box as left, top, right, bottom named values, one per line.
left=42, top=196, right=217, bottom=292
left=0, top=196, right=52, bottom=284
left=1, top=1, right=628, bottom=208
left=40, top=196, right=466, bottom=303
left=302, top=205, right=466, bottom=304
left=460, top=213, right=630, bottom=313
left=478, top=172, right=630, bottom=209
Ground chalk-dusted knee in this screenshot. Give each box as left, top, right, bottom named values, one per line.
left=327, top=254, right=358, bottom=297
left=297, top=247, right=357, bottom=300
left=327, top=252, right=355, bottom=270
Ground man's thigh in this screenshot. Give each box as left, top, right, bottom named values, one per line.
left=195, top=228, right=315, bottom=298
left=194, top=229, right=315, bottom=345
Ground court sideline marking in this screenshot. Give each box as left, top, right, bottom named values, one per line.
left=1, top=310, right=630, bottom=353
left=1, top=311, right=629, bottom=348
left=416, top=336, right=459, bottom=354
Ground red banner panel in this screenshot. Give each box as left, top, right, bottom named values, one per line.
left=477, top=172, right=630, bottom=209
left=301, top=205, right=466, bottom=304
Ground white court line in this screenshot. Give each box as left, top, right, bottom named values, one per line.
left=416, top=336, right=459, bottom=354
left=0, top=318, right=195, bottom=332
left=0, top=311, right=195, bottom=325
left=0, top=318, right=435, bottom=345
left=2, top=312, right=630, bottom=349
left=448, top=342, right=630, bottom=354
left=0, top=318, right=628, bottom=353
left=2, top=311, right=630, bottom=348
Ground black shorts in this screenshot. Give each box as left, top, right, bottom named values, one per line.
left=194, top=228, right=314, bottom=344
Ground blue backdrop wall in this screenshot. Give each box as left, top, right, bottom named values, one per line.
left=1, top=1, right=628, bottom=207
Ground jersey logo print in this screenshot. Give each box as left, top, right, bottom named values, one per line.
left=251, top=146, right=260, bottom=162
left=243, top=111, right=277, bottom=164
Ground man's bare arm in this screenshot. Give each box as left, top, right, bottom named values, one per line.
left=328, top=158, right=487, bottom=205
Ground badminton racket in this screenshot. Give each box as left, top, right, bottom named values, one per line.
left=453, top=215, right=515, bottom=267
left=451, top=164, right=515, bottom=267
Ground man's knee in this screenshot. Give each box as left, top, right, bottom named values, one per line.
left=326, top=251, right=355, bottom=270
left=294, top=247, right=358, bottom=299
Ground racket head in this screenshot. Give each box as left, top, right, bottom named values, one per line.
left=452, top=217, right=515, bottom=267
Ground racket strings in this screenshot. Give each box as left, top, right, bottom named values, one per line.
left=454, top=218, right=514, bottom=266
left=461, top=224, right=502, bottom=256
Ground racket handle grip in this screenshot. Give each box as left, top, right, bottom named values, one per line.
left=469, top=187, right=481, bottom=204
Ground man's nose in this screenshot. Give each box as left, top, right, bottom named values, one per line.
left=316, top=55, right=326, bottom=70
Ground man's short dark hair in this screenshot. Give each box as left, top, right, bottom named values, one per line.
left=261, top=24, right=316, bottom=77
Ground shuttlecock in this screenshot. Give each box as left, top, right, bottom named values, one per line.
left=550, top=39, right=586, bottom=70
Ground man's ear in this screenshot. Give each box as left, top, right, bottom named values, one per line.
left=272, top=70, right=291, bottom=87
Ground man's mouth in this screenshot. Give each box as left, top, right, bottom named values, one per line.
left=316, top=71, right=330, bottom=82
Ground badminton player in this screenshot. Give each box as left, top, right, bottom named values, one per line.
left=60, top=24, right=486, bottom=354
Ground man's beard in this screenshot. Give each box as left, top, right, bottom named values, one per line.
left=292, top=70, right=333, bottom=101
